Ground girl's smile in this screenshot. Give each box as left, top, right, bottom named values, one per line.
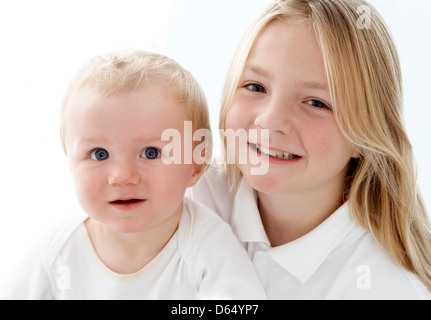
left=249, top=143, right=301, bottom=161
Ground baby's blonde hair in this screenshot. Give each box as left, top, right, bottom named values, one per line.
left=219, top=0, right=431, bottom=291
left=61, top=50, right=211, bottom=155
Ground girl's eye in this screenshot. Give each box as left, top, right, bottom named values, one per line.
left=305, top=99, right=330, bottom=109
left=245, top=83, right=266, bottom=93
left=141, top=147, right=161, bottom=160
left=90, top=148, right=109, bottom=161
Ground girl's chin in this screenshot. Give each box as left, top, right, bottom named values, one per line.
left=240, top=168, right=289, bottom=194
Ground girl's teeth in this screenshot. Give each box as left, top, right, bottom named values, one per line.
left=254, top=144, right=296, bottom=160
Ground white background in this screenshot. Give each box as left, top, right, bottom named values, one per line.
left=0, top=0, right=430, bottom=275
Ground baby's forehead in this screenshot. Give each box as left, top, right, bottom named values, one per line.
left=67, top=87, right=104, bottom=110
left=66, top=85, right=190, bottom=129
left=68, top=84, right=181, bottom=112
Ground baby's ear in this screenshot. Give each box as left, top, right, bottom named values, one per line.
left=187, top=163, right=207, bottom=188
left=187, top=145, right=212, bottom=187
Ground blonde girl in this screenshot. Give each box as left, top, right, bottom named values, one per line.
left=189, top=0, right=431, bottom=299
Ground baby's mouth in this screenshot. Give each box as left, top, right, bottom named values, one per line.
left=250, top=143, right=300, bottom=160
left=110, top=199, right=145, bottom=205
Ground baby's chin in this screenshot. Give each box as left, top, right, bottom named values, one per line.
left=86, top=215, right=151, bottom=235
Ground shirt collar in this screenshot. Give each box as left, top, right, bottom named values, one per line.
left=268, top=202, right=356, bottom=283
left=231, top=177, right=357, bottom=284
left=231, top=178, right=271, bottom=246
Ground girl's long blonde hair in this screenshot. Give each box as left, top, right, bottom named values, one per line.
left=219, top=0, right=431, bottom=291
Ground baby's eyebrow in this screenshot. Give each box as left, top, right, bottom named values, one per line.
left=75, top=138, right=102, bottom=146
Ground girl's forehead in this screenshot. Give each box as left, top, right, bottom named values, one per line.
left=245, top=20, right=327, bottom=84
left=253, top=19, right=318, bottom=54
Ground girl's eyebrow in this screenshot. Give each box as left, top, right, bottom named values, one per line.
left=244, top=63, right=329, bottom=91
left=243, top=64, right=272, bottom=80
left=299, top=81, right=329, bottom=91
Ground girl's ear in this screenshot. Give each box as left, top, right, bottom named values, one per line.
left=351, top=148, right=361, bottom=159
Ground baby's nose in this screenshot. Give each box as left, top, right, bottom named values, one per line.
left=108, top=161, right=141, bottom=186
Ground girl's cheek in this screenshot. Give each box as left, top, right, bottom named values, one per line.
left=304, top=117, right=337, bottom=150
left=225, top=111, right=237, bottom=130
left=309, top=123, right=355, bottom=164
left=309, top=128, right=332, bottom=154
left=225, top=101, right=247, bottom=130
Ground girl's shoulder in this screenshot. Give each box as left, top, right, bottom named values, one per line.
left=199, top=162, right=230, bottom=190
left=186, top=162, right=235, bottom=224
left=327, top=224, right=431, bottom=299
left=178, top=196, right=267, bottom=299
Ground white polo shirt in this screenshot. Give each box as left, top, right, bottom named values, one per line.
left=187, top=164, right=431, bottom=299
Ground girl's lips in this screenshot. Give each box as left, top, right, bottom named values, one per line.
left=109, top=199, right=146, bottom=211
left=248, top=143, right=302, bottom=164
left=249, top=143, right=301, bottom=160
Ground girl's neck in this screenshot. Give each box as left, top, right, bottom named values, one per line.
left=84, top=209, right=181, bottom=274
left=258, top=188, right=343, bottom=247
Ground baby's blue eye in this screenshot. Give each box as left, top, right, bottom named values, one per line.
left=90, top=148, right=109, bottom=161
left=141, top=147, right=161, bottom=160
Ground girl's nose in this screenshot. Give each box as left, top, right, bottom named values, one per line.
left=108, top=161, right=141, bottom=186
left=254, top=95, right=295, bottom=134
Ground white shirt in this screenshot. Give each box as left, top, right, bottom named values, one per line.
left=187, top=164, right=431, bottom=300
left=0, top=197, right=266, bottom=300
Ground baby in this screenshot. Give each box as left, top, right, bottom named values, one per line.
left=1, top=50, right=265, bottom=299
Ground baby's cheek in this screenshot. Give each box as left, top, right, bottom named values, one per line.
left=73, top=173, right=102, bottom=209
